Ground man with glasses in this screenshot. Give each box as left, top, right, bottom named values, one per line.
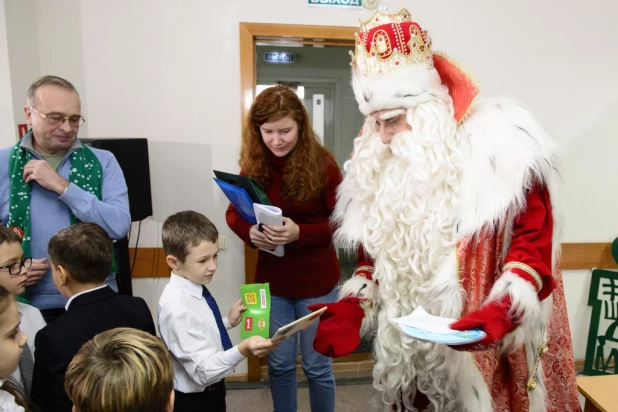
left=0, top=75, right=131, bottom=323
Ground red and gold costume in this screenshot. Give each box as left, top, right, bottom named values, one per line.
left=310, top=8, right=579, bottom=411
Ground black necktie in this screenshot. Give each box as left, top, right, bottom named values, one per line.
left=202, top=286, right=233, bottom=350
left=19, top=343, right=34, bottom=396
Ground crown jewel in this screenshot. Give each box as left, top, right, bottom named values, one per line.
left=350, top=8, right=434, bottom=77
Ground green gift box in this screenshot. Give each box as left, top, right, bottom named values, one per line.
left=240, top=283, right=271, bottom=339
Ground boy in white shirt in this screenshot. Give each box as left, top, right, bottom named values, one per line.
left=158, top=210, right=276, bottom=412
left=0, top=226, right=46, bottom=397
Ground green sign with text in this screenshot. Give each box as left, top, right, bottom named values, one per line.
left=584, top=269, right=618, bottom=375
left=308, top=0, right=362, bottom=8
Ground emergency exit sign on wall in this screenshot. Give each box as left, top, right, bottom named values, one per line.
left=308, top=0, right=363, bottom=8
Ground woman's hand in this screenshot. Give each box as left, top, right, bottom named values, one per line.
left=262, top=217, right=300, bottom=245
left=249, top=224, right=277, bottom=249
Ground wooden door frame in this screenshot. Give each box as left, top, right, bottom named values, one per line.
left=239, top=22, right=358, bottom=382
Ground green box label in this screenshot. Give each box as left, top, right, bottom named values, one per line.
left=240, top=283, right=271, bottom=339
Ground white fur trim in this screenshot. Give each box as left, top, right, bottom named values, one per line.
left=457, top=97, right=562, bottom=239
left=487, top=271, right=543, bottom=347
left=352, top=64, right=448, bottom=115
left=449, top=351, right=493, bottom=412
left=487, top=271, right=550, bottom=411
left=332, top=176, right=365, bottom=250
left=339, top=275, right=378, bottom=301
left=339, top=276, right=378, bottom=337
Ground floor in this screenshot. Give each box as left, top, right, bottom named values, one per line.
left=227, top=377, right=587, bottom=412
left=227, top=378, right=374, bottom=412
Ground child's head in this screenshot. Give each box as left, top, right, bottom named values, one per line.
left=47, top=222, right=113, bottom=296
left=64, top=327, right=174, bottom=412
left=0, top=227, right=30, bottom=296
left=0, top=285, right=27, bottom=379
left=162, top=210, right=219, bottom=285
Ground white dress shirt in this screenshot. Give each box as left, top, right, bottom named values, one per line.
left=11, top=303, right=46, bottom=388
left=0, top=387, right=25, bottom=412
left=158, top=273, right=245, bottom=393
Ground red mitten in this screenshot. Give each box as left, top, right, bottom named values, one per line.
left=449, top=295, right=518, bottom=351
left=308, top=297, right=365, bottom=358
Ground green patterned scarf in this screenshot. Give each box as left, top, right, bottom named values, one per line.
left=8, top=133, right=115, bottom=301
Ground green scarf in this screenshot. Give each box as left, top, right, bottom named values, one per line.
left=8, top=133, right=115, bottom=301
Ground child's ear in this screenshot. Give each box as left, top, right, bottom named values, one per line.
left=164, top=389, right=175, bottom=412
left=165, top=255, right=180, bottom=271
left=58, top=265, right=70, bottom=286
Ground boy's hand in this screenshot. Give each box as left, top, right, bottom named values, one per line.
left=238, top=336, right=278, bottom=358
left=262, top=217, right=299, bottom=245
left=227, top=299, right=245, bottom=327
left=26, top=258, right=50, bottom=286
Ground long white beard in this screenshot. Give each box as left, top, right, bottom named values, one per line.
left=335, top=98, right=464, bottom=411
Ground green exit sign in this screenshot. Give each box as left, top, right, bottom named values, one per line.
left=308, top=0, right=363, bottom=8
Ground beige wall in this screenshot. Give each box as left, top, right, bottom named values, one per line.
left=2, top=0, right=618, bottom=370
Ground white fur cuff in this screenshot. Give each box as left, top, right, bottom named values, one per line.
left=487, top=271, right=541, bottom=321
left=339, top=275, right=377, bottom=301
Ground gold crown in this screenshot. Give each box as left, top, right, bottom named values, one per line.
left=350, top=8, right=434, bottom=77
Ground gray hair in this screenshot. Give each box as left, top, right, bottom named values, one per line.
left=27, top=75, right=80, bottom=107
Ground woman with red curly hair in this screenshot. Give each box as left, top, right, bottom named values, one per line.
left=226, top=86, right=341, bottom=412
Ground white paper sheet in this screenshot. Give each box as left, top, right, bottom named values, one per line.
left=391, top=306, right=486, bottom=345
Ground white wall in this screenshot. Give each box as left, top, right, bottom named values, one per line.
left=3, top=0, right=38, bottom=135
left=0, top=0, right=14, bottom=146
left=2, top=0, right=617, bottom=368
left=35, top=0, right=89, bottom=136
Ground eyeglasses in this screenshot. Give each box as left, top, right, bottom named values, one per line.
left=29, top=106, right=86, bottom=127
left=0, top=258, right=33, bottom=276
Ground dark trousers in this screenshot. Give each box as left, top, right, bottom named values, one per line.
left=174, top=380, right=226, bottom=412
left=40, top=308, right=66, bottom=323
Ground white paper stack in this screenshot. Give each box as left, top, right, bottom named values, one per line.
left=253, top=203, right=285, bottom=257
left=391, top=306, right=486, bottom=345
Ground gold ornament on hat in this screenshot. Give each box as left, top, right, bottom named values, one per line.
left=350, top=7, right=480, bottom=125
left=350, top=7, right=434, bottom=78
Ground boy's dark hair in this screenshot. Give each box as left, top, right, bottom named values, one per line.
left=47, top=222, right=113, bottom=283
left=162, top=211, right=218, bottom=263
left=0, top=226, right=22, bottom=247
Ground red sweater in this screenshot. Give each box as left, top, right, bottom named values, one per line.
left=226, top=157, right=343, bottom=298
